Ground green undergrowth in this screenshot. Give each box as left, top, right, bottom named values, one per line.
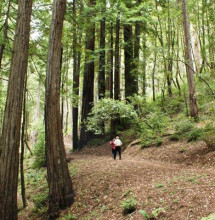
left=201, top=213, right=215, bottom=220
left=85, top=87, right=215, bottom=150
left=18, top=159, right=48, bottom=218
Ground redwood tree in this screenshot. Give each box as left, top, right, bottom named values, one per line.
left=98, top=0, right=106, bottom=99
left=0, top=0, right=33, bottom=219
left=45, top=0, right=74, bottom=218
left=72, top=0, right=79, bottom=150
left=114, top=16, right=120, bottom=100
left=80, top=0, right=96, bottom=147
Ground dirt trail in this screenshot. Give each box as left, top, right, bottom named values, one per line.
left=62, top=140, right=215, bottom=220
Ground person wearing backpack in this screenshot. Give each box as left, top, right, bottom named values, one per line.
left=114, top=136, right=122, bottom=160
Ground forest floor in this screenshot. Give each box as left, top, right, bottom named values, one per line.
left=56, top=137, right=215, bottom=220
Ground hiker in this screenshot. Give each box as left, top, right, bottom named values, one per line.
left=114, top=136, right=122, bottom=160
left=109, top=138, right=116, bottom=158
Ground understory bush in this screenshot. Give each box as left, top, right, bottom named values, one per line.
left=175, top=118, right=194, bottom=134
left=170, top=134, right=180, bottom=141
left=86, top=98, right=137, bottom=134
left=121, top=197, right=137, bottom=214
left=172, top=115, right=205, bottom=142
left=32, top=191, right=48, bottom=215
left=201, top=212, right=215, bottom=220
left=187, top=128, right=204, bottom=142
left=32, top=120, right=46, bottom=169
left=137, top=111, right=170, bottom=148
left=139, top=208, right=165, bottom=219
left=204, top=131, right=215, bottom=150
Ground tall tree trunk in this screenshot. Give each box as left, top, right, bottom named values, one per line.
left=0, top=0, right=10, bottom=70
left=0, top=0, right=33, bottom=219
left=134, top=23, right=140, bottom=94
left=152, top=43, right=157, bottom=101
left=114, top=17, right=120, bottom=100
left=124, top=23, right=137, bottom=97
left=142, top=31, right=147, bottom=97
left=45, top=0, right=74, bottom=218
left=80, top=0, right=95, bottom=148
left=20, top=78, right=27, bottom=208
left=98, top=1, right=106, bottom=99
left=72, top=0, right=80, bottom=150
left=134, top=0, right=141, bottom=95
left=109, top=22, right=114, bottom=98
left=167, top=2, right=173, bottom=97
left=60, top=47, right=64, bottom=129
left=182, top=0, right=198, bottom=119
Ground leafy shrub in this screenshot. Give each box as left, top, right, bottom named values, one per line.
left=170, top=134, right=180, bottom=141
left=165, top=98, right=184, bottom=115
left=121, top=197, right=137, bottom=214
left=139, top=210, right=150, bottom=219
left=179, top=147, right=187, bottom=153
left=32, top=131, right=45, bottom=169
left=32, top=192, right=47, bottom=209
left=205, top=122, right=215, bottom=132
left=204, top=131, right=215, bottom=150
left=175, top=118, right=194, bottom=134
left=139, top=208, right=165, bottom=219
left=86, top=98, right=137, bottom=134
left=137, top=110, right=169, bottom=148
left=144, top=111, right=170, bottom=132
left=187, top=128, right=204, bottom=142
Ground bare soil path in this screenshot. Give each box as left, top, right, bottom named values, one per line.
left=61, top=140, right=215, bottom=220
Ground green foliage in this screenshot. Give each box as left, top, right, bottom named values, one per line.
left=121, top=197, right=137, bottom=214
left=204, top=131, right=215, bottom=150
left=139, top=210, right=150, bottom=219
left=179, top=147, right=187, bottom=153
left=187, top=128, right=204, bottom=142
left=32, top=120, right=46, bottom=169
left=122, top=188, right=133, bottom=197
left=164, top=97, right=185, bottom=115
left=201, top=213, right=215, bottom=220
left=118, top=128, right=138, bottom=147
left=170, top=134, right=180, bottom=141
left=175, top=118, right=194, bottom=134
left=136, top=110, right=169, bottom=148
left=155, top=183, right=165, bottom=188
left=61, top=213, right=78, bottom=220
left=32, top=191, right=48, bottom=209
left=139, top=208, right=165, bottom=219
left=86, top=98, right=137, bottom=134
left=205, top=122, right=215, bottom=132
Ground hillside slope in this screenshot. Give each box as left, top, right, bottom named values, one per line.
left=61, top=140, right=215, bottom=220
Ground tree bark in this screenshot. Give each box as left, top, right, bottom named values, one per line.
left=167, top=1, right=173, bottom=97
left=124, top=23, right=138, bottom=97
left=45, top=0, right=74, bottom=218
left=0, top=0, right=33, bottom=219
left=114, top=17, right=120, bottom=100
left=109, top=22, right=114, bottom=98
left=98, top=1, right=106, bottom=99
left=182, top=0, right=198, bottom=119
left=72, top=0, right=80, bottom=150
left=79, top=0, right=96, bottom=148
left=0, top=0, right=11, bottom=70
left=20, top=78, right=27, bottom=208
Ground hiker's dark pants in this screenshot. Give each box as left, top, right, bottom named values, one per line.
left=112, top=149, right=115, bottom=158
left=114, top=146, right=121, bottom=160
